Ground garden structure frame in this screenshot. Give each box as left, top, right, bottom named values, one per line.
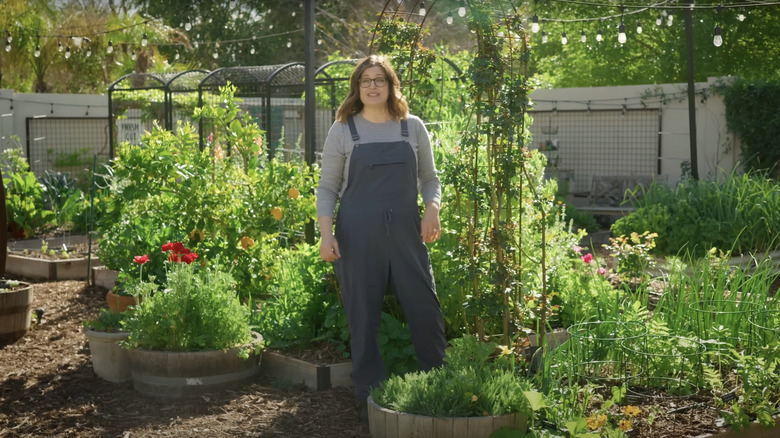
left=107, top=70, right=210, bottom=157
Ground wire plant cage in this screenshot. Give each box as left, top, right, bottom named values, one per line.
left=108, top=70, right=210, bottom=156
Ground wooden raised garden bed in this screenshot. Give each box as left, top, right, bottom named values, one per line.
left=6, top=235, right=100, bottom=281
left=260, top=350, right=352, bottom=391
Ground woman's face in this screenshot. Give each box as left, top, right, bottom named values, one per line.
left=358, top=66, right=390, bottom=108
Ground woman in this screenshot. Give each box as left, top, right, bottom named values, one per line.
left=316, top=55, right=447, bottom=422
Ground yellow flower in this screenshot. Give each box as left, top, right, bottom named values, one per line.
left=271, top=207, right=283, bottom=221
left=499, top=345, right=511, bottom=356
left=622, top=405, right=641, bottom=417
left=240, top=236, right=255, bottom=250
left=586, top=414, right=607, bottom=431
left=619, top=419, right=632, bottom=431
left=288, top=187, right=300, bottom=199
left=471, top=395, right=478, bottom=402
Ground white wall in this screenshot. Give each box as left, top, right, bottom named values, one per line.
left=0, top=89, right=108, bottom=154
left=529, top=77, right=739, bottom=190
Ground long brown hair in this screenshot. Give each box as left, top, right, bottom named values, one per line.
left=335, top=55, right=408, bottom=122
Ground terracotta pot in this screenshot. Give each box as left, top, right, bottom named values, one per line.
left=106, top=290, right=140, bottom=312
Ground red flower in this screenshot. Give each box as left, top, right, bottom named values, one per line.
left=172, top=242, right=187, bottom=254
left=581, top=253, right=594, bottom=264
left=161, top=242, right=174, bottom=252
left=181, top=253, right=199, bottom=264
left=133, top=255, right=150, bottom=264
left=168, top=253, right=180, bottom=263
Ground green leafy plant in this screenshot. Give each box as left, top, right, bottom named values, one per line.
left=122, top=241, right=258, bottom=357
left=83, top=308, right=129, bottom=333
left=371, top=335, right=541, bottom=419
left=1, top=147, right=55, bottom=238
left=603, top=231, right=658, bottom=280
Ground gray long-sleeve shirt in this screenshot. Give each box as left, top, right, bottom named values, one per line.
left=316, top=113, right=441, bottom=218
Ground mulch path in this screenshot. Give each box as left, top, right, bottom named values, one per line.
left=0, top=278, right=369, bottom=438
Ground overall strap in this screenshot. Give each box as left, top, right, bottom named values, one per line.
left=347, top=116, right=360, bottom=141
left=401, top=119, right=409, bottom=137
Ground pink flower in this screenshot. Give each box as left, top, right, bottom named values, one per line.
left=207, top=132, right=214, bottom=143
left=598, top=267, right=607, bottom=276
left=133, top=254, right=149, bottom=264
left=573, top=245, right=582, bottom=254
left=581, top=253, right=594, bottom=264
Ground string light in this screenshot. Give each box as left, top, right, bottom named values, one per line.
left=131, top=50, right=136, bottom=60
left=107, top=40, right=113, bottom=54
left=618, top=23, right=626, bottom=44
left=738, top=7, right=746, bottom=22
left=713, top=25, right=722, bottom=47
left=86, top=45, right=92, bottom=57
left=561, top=31, right=567, bottom=45
left=185, top=20, right=192, bottom=31
left=419, top=2, right=426, bottom=16
left=58, top=41, right=63, bottom=52
left=656, top=15, right=662, bottom=26
left=5, top=39, right=10, bottom=52
left=531, top=15, right=540, bottom=33
left=458, top=1, right=466, bottom=17
left=580, top=30, right=586, bottom=43
left=541, top=30, right=548, bottom=43
left=34, top=44, right=40, bottom=57
left=667, top=11, right=674, bottom=27
left=596, top=28, right=603, bottom=42
left=636, top=21, right=642, bottom=34
left=141, top=33, right=148, bottom=46
left=446, top=11, right=453, bottom=25
left=286, top=38, right=292, bottom=48
left=65, top=46, right=71, bottom=59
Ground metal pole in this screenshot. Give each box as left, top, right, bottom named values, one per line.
left=304, top=0, right=316, bottom=244
left=685, top=0, right=699, bottom=180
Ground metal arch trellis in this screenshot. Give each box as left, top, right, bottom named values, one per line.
left=107, top=69, right=210, bottom=157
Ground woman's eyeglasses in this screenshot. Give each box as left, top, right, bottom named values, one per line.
left=358, top=77, right=388, bottom=88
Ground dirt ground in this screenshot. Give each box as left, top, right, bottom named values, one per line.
left=0, top=279, right=370, bottom=438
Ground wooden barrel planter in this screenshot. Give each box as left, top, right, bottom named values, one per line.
left=0, top=282, right=33, bottom=345
left=85, top=329, right=131, bottom=383
left=367, top=396, right=527, bottom=438
left=127, top=334, right=263, bottom=399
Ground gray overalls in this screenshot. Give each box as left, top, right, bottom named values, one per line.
left=334, top=116, right=447, bottom=403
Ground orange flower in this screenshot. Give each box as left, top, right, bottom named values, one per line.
left=271, top=207, right=283, bottom=221
left=288, top=187, right=300, bottom=199
left=240, top=236, right=255, bottom=250
left=619, top=419, right=632, bottom=431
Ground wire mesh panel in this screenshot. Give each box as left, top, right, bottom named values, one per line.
left=26, top=117, right=110, bottom=183
left=528, top=109, right=660, bottom=195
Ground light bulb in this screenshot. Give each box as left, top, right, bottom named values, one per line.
left=618, top=23, right=626, bottom=44
left=317, top=38, right=322, bottom=45
left=131, top=50, right=136, bottom=60
left=58, top=42, right=63, bottom=52
left=141, top=33, right=148, bottom=47
left=531, top=15, right=540, bottom=33
left=250, top=46, right=256, bottom=54
left=107, top=41, right=114, bottom=54
left=419, top=2, right=426, bottom=15
left=185, top=21, right=192, bottom=31
left=213, top=51, right=218, bottom=59
left=561, top=32, right=567, bottom=45
left=5, top=31, right=11, bottom=42
left=446, top=11, right=453, bottom=25
left=713, top=25, right=723, bottom=47
left=580, top=30, right=586, bottom=43
left=86, top=46, right=92, bottom=57
left=286, top=39, right=291, bottom=48
left=596, top=29, right=603, bottom=42
left=656, top=15, right=662, bottom=26
left=637, top=22, right=642, bottom=34
left=458, top=1, right=466, bottom=17
left=738, top=8, right=746, bottom=22
left=194, top=41, right=199, bottom=48
left=667, top=14, right=673, bottom=26
left=65, top=46, right=71, bottom=58
left=4, top=41, right=10, bottom=52
left=175, top=51, right=180, bottom=60
left=34, top=45, right=40, bottom=57
left=541, top=30, right=547, bottom=43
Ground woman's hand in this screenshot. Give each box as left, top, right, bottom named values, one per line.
left=421, top=202, right=441, bottom=243
left=320, top=234, right=341, bottom=262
